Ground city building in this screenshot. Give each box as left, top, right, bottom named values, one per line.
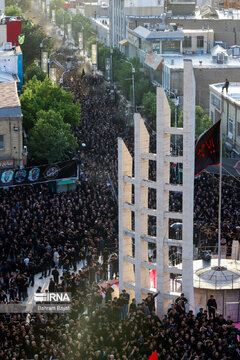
left=0, top=82, right=23, bottom=168
left=126, top=8, right=240, bottom=49
left=82, top=1, right=109, bottom=18
left=0, top=0, right=4, bottom=15
left=165, top=8, right=240, bottom=48
left=0, top=43, right=23, bottom=88
left=109, top=0, right=164, bottom=51
left=127, top=25, right=214, bottom=59
left=166, top=0, right=196, bottom=16
left=109, top=0, right=125, bottom=49
left=161, top=47, right=240, bottom=112
left=0, top=16, right=22, bottom=47
left=209, top=82, right=240, bottom=156
left=90, top=16, right=110, bottom=46
left=124, top=0, right=164, bottom=16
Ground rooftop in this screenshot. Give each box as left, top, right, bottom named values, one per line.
left=162, top=53, right=240, bottom=69
left=210, top=82, right=240, bottom=105
left=126, top=8, right=240, bottom=20
left=0, top=82, right=21, bottom=117
left=132, top=25, right=184, bottom=40
left=0, top=45, right=22, bottom=56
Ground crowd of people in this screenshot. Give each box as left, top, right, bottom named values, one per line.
left=0, top=66, right=239, bottom=359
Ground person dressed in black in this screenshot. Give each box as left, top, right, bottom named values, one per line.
left=175, top=293, right=188, bottom=315
left=102, top=283, right=114, bottom=303
left=207, top=294, right=217, bottom=319
left=52, top=266, right=60, bottom=285
left=222, top=79, right=229, bottom=93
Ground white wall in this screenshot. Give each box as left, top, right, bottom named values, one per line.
left=0, top=25, right=6, bottom=46
left=0, top=0, right=5, bottom=13
left=0, top=52, right=18, bottom=75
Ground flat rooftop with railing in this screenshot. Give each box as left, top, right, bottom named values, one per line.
left=210, top=82, right=240, bottom=105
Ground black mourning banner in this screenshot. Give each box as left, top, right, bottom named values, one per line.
left=195, top=120, right=221, bottom=176
left=0, top=160, right=77, bottom=187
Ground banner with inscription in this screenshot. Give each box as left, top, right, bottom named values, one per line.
left=78, top=32, right=83, bottom=50
left=0, top=160, right=77, bottom=187
left=105, top=57, right=111, bottom=81
left=91, top=44, right=97, bottom=66
left=41, top=51, right=48, bottom=73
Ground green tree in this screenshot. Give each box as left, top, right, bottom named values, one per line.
left=142, top=92, right=156, bottom=121
left=50, top=0, right=65, bottom=11
left=178, top=105, right=212, bottom=137
left=24, top=64, right=46, bottom=82
left=20, top=77, right=81, bottom=131
left=28, top=109, right=77, bottom=163
left=6, top=0, right=30, bottom=12
left=20, top=21, right=53, bottom=70
left=5, top=5, right=22, bottom=16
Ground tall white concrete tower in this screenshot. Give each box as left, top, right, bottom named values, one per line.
left=118, top=59, right=195, bottom=315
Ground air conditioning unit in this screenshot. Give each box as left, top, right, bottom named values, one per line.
left=3, top=42, right=12, bottom=50
left=171, top=89, right=178, bottom=95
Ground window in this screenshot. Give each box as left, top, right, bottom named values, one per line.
left=0, top=135, right=4, bottom=150
left=211, top=94, right=221, bottom=110
left=183, top=36, right=192, bottom=48
left=162, top=40, right=180, bottom=54
left=238, top=122, right=240, bottom=137
left=228, top=117, right=233, bottom=139
left=152, top=42, right=160, bottom=54
left=197, top=36, right=204, bottom=48
left=211, top=111, right=214, bottom=122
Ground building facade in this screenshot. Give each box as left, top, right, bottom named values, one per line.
left=209, top=82, right=240, bottom=156
left=0, top=44, right=23, bottom=87
left=109, top=0, right=125, bottom=49
left=127, top=25, right=214, bottom=59
left=90, top=17, right=110, bottom=46
left=0, top=82, right=23, bottom=168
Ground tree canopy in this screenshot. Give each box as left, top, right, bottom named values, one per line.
left=28, top=109, right=77, bottom=163
left=20, top=77, right=81, bottom=132
left=20, top=21, right=53, bottom=71
left=6, top=0, right=30, bottom=12
left=178, top=105, right=212, bottom=138
left=24, top=63, right=47, bottom=82
left=5, top=5, right=22, bottom=16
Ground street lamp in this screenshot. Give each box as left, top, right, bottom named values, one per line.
left=48, top=50, right=63, bottom=77
left=110, top=47, right=113, bottom=83
left=40, top=36, right=52, bottom=70
left=121, top=59, right=136, bottom=113
left=60, top=69, right=69, bottom=87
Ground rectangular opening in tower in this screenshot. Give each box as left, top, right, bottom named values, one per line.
left=148, top=188, right=156, bottom=210
left=170, top=162, right=183, bottom=185
left=169, top=191, right=182, bottom=213
left=169, top=219, right=182, bottom=240
left=170, top=134, right=183, bottom=156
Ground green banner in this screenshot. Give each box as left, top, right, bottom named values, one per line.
left=18, top=34, right=25, bottom=45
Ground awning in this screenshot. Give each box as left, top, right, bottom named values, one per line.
left=119, top=39, right=129, bottom=46
left=57, top=179, right=76, bottom=186
left=144, top=52, right=164, bottom=71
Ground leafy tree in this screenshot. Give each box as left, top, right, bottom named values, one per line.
left=28, top=109, right=77, bottom=163
left=24, top=64, right=46, bottom=82
left=20, top=77, right=81, bottom=131
left=142, top=92, right=156, bottom=121
left=50, top=0, right=65, bottom=11
left=5, top=5, right=22, bottom=16
left=20, top=21, right=53, bottom=70
left=6, top=0, right=30, bottom=12
left=178, top=105, right=212, bottom=138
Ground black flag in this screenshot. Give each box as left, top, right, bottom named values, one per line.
left=195, top=120, right=221, bottom=176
